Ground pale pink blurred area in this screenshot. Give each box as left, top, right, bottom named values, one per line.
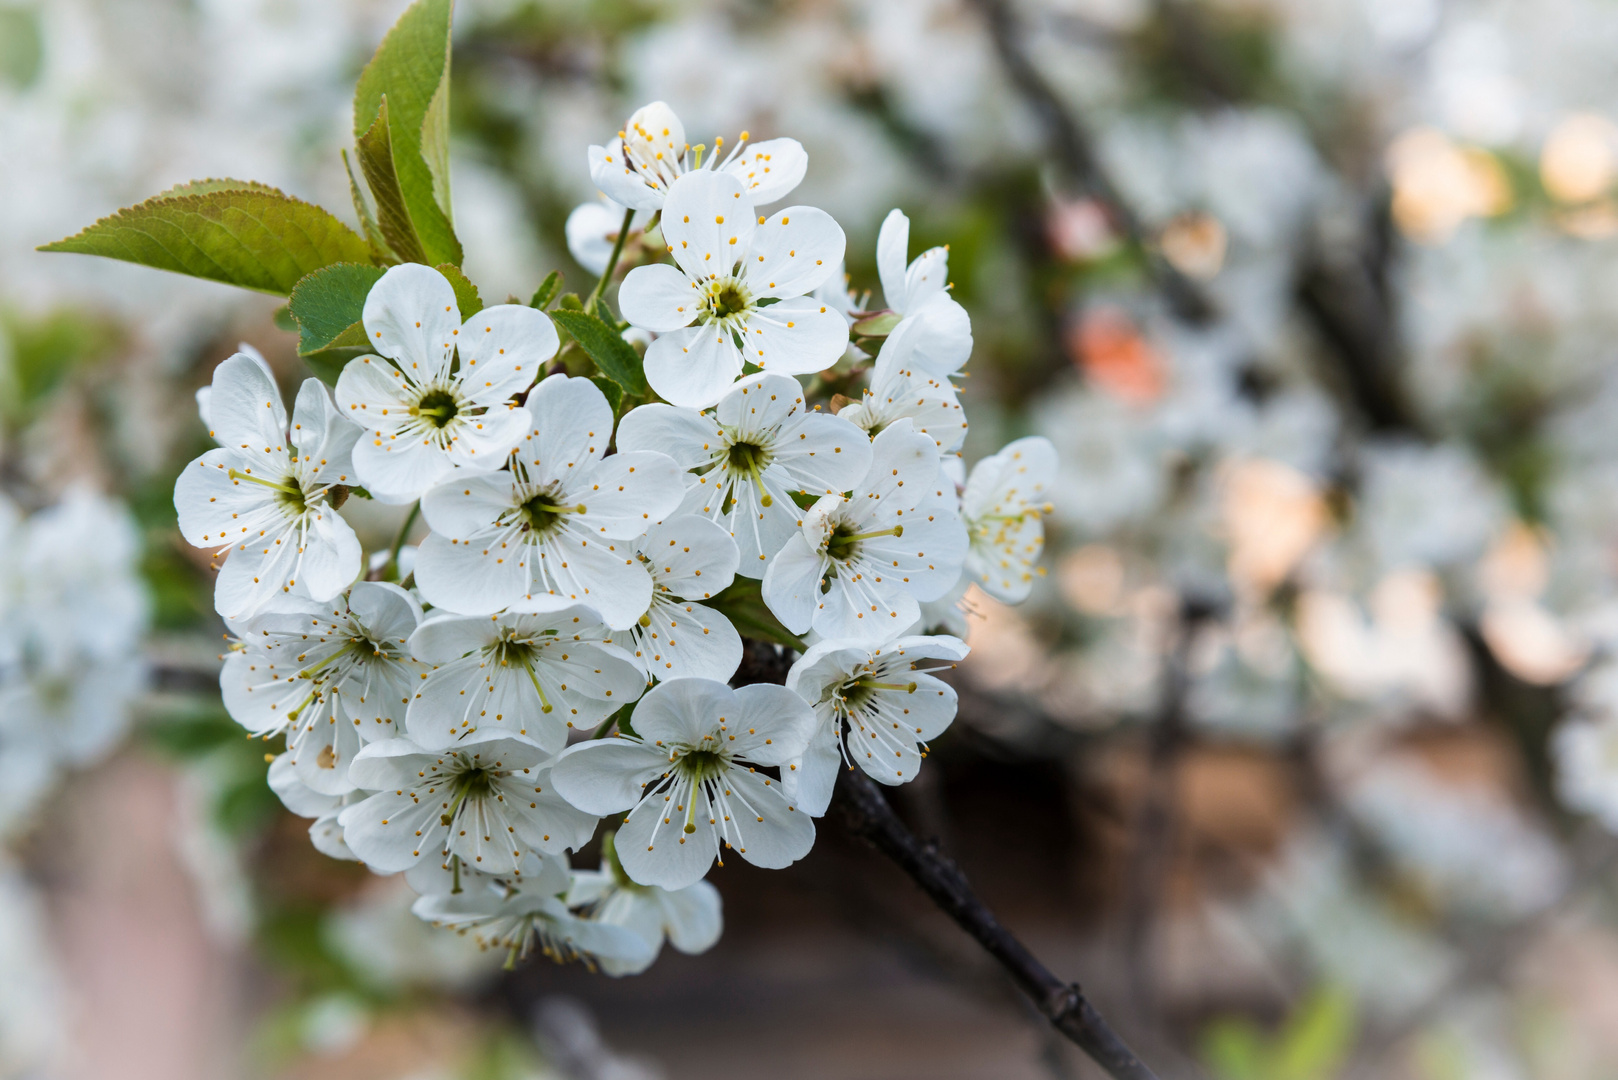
left=39, top=752, right=248, bottom=1080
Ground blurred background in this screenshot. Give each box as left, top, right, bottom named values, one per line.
left=7, top=0, right=1618, bottom=1077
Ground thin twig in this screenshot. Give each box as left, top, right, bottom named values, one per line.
left=586, top=206, right=636, bottom=316
left=829, top=766, right=1162, bottom=1080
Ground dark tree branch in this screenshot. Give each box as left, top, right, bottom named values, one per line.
left=969, top=0, right=1215, bottom=324
left=830, top=766, right=1162, bottom=1080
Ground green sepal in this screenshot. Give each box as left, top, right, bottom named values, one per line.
left=550, top=308, right=649, bottom=396
left=591, top=376, right=624, bottom=415
left=707, top=577, right=807, bottom=652
left=39, top=184, right=372, bottom=296
left=529, top=270, right=562, bottom=310
left=435, top=263, right=483, bottom=318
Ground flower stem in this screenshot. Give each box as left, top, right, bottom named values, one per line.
left=587, top=206, right=637, bottom=317
left=385, top=500, right=420, bottom=582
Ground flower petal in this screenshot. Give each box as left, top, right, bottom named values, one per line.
left=643, top=323, right=743, bottom=409
left=457, top=305, right=557, bottom=406
left=760, top=532, right=826, bottom=634
left=876, top=208, right=911, bottom=312
left=588, top=143, right=667, bottom=210
left=616, top=403, right=724, bottom=472
left=748, top=206, right=844, bottom=299
left=660, top=170, right=755, bottom=282
left=551, top=738, right=670, bottom=815
left=620, top=263, right=701, bottom=333
left=362, top=263, right=459, bottom=380
left=208, top=352, right=288, bottom=453
left=742, top=298, right=849, bottom=376
left=722, top=137, right=807, bottom=206
left=571, top=451, right=686, bottom=537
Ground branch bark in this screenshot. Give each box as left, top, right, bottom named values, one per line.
left=830, top=766, right=1162, bottom=1080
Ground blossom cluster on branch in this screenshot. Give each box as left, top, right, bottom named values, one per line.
left=165, top=100, right=1053, bottom=974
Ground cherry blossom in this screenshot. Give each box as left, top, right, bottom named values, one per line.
left=616, top=373, right=872, bottom=571
left=551, top=678, right=818, bottom=889
left=617, top=170, right=847, bottom=407
left=335, top=264, right=556, bottom=504
left=174, top=353, right=361, bottom=620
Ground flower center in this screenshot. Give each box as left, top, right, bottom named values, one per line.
left=705, top=278, right=752, bottom=323
left=676, top=747, right=727, bottom=783
left=414, top=388, right=460, bottom=428
left=727, top=440, right=768, bottom=474
left=826, top=523, right=904, bottom=562
left=517, top=489, right=585, bottom=535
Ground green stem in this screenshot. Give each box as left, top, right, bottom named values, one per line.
left=587, top=206, right=637, bottom=316
left=386, top=501, right=420, bottom=581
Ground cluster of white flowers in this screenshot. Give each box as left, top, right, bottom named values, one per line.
left=0, top=489, right=148, bottom=833
left=181, top=101, right=1054, bottom=973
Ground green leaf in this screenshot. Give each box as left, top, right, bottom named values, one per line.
left=353, top=0, right=460, bottom=266
left=342, top=149, right=393, bottom=261
left=272, top=304, right=297, bottom=333
left=591, top=375, right=623, bottom=415
left=154, top=178, right=281, bottom=199
left=708, top=577, right=806, bottom=652
left=435, top=263, right=482, bottom=317
left=550, top=309, right=648, bottom=396
left=529, top=270, right=562, bottom=310
left=288, top=263, right=387, bottom=356
left=557, top=292, right=583, bottom=311
left=39, top=186, right=373, bottom=296
left=356, top=100, right=430, bottom=265
left=420, top=72, right=453, bottom=222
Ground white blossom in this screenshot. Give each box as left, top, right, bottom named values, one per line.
left=785, top=635, right=969, bottom=816
left=837, top=341, right=968, bottom=456
left=267, top=754, right=357, bottom=861
left=565, top=833, right=722, bottom=976
left=609, top=516, right=744, bottom=684
left=551, top=678, right=818, bottom=889
left=875, top=208, right=973, bottom=376
left=222, top=581, right=426, bottom=795
left=340, top=731, right=598, bottom=876
left=413, top=374, right=684, bottom=627
left=961, top=436, right=1057, bottom=603
left=618, top=170, right=847, bottom=407
left=175, top=353, right=361, bottom=619
left=616, top=372, right=872, bottom=572
left=763, top=420, right=968, bottom=643
left=587, top=100, right=807, bottom=212
left=335, top=264, right=557, bottom=504
left=405, top=598, right=645, bottom=753
left=414, top=877, right=654, bottom=973
left=564, top=195, right=641, bottom=276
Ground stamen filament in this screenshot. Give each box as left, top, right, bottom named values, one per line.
left=227, top=468, right=301, bottom=497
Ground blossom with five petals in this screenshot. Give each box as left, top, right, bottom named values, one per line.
left=413, top=374, right=684, bottom=627
left=335, top=264, right=557, bottom=503
left=616, top=373, right=872, bottom=571
left=587, top=101, right=807, bottom=212
left=404, top=597, right=646, bottom=752
left=551, top=678, right=818, bottom=890
left=762, top=420, right=968, bottom=642
left=784, top=634, right=969, bottom=815
left=618, top=170, right=847, bottom=407
left=961, top=436, right=1057, bottom=603
left=339, top=730, right=597, bottom=875
left=222, top=581, right=426, bottom=795
left=175, top=353, right=361, bottom=620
